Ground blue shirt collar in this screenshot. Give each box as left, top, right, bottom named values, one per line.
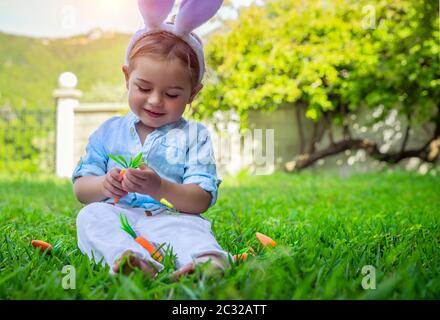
left=128, top=111, right=186, bottom=134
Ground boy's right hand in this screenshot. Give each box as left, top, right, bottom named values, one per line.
left=101, top=168, right=128, bottom=200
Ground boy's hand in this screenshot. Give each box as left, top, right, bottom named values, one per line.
left=101, top=167, right=128, bottom=200
left=122, top=164, right=162, bottom=196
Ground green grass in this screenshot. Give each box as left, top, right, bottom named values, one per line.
left=0, top=171, right=439, bottom=299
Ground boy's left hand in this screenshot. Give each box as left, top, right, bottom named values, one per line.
left=122, top=164, right=162, bottom=196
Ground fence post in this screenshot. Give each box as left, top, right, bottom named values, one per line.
left=53, top=72, right=82, bottom=178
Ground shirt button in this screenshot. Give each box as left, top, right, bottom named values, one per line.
left=130, top=127, right=135, bottom=135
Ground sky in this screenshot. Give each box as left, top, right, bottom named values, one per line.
left=0, top=0, right=260, bottom=39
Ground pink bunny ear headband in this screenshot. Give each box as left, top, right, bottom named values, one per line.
left=125, top=0, right=224, bottom=84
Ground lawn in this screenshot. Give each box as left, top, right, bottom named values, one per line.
left=0, top=170, right=439, bottom=299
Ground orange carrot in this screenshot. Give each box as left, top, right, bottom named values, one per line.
left=233, top=252, right=249, bottom=262
left=114, top=169, right=126, bottom=204
left=256, top=232, right=277, bottom=247
left=31, top=240, right=53, bottom=252
left=135, top=237, right=163, bottom=262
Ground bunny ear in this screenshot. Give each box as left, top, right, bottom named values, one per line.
left=174, top=0, right=223, bottom=35
left=138, top=0, right=175, bottom=29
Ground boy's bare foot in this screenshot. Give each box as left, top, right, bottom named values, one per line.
left=112, top=250, right=158, bottom=277
left=172, top=262, right=196, bottom=280
left=171, top=254, right=227, bottom=281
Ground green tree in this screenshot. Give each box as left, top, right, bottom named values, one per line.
left=194, top=0, right=440, bottom=169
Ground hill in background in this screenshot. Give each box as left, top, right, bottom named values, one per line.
left=0, top=29, right=131, bottom=110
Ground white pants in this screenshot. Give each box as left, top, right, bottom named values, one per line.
left=76, top=202, right=231, bottom=273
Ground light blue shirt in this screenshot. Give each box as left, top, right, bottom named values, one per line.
left=72, top=111, right=221, bottom=214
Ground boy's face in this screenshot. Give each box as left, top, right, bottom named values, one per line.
left=122, top=55, right=202, bottom=129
